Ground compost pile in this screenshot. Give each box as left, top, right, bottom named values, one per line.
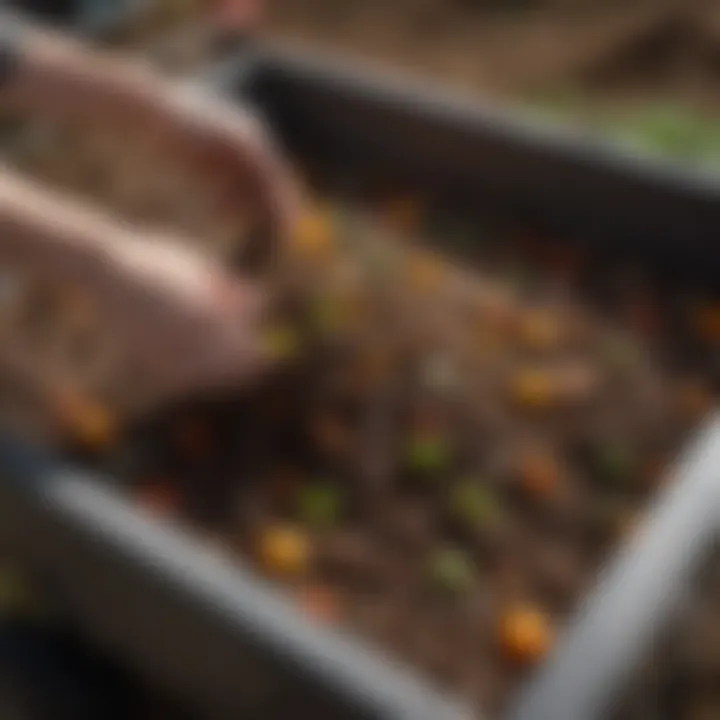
left=107, top=195, right=718, bottom=715
left=614, top=546, right=720, bottom=720
left=0, top=113, right=718, bottom=714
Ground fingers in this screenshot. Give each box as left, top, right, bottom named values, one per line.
left=14, top=32, right=299, bottom=250
left=102, top=239, right=271, bottom=414
left=185, top=278, right=270, bottom=390
left=167, top=88, right=300, bottom=244
left=11, top=22, right=299, bottom=240
left=0, top=168, right=272, bottom=420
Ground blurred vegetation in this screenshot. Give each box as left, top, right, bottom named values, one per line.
left=522, top=94, right=720, bottom=171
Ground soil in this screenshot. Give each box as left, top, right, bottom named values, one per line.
left=0, top=9, right=715, bottom=714
left=1, top=107, right=718, bottom=716
left=87, top=185, right=720, bottom=716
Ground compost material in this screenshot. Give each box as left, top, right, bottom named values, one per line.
left=0, top=99, right=719, bottom=715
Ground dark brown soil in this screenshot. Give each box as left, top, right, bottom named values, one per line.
left=95, top=188, right=718, bottom=717
left=0, top=98, right=718, bottom=718
left=3, top=109, right=716, bottom=715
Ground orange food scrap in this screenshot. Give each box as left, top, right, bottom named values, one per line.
left=500, top=605, right=553, bottom=664
left=298, top=585, right=343, bottom=624
left=519, top=451, right=559, bottom=497
left=134, top=480, right=182, bottom=518
left=511, top=369, right=555, bottom=409
left=52, top=390, right=117, bottom=450
left=259, top=524, right=311, bottom=577
left=293, top=206, right=335, bottom=257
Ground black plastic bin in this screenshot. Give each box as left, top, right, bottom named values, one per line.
left=2, top=41, right=720, bottom=720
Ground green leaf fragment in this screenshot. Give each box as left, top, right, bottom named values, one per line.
left=407, top=436, right=450, bottom=475
left=429, top=548, right=474, bottom=594
left=449, top=480, right=499, bottom=528
left=297, top=483, right=342, bottom=528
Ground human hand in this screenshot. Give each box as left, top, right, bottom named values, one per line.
left=0, top=169, right=272, bottom=418
left=101, top=229, right=269, bottom=412
left=5, top=28, right=299, bottom=244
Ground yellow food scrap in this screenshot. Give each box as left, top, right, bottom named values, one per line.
left=500, top=605, right=553, bottom=664
left=292, top=206, right=335, bottom=257
left=511, top=369, right=555, bottom=409
left=259, top=524, right=311, bottom=577
left=53, top=390, right=117, bottom=450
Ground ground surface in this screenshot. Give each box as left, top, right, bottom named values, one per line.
left=266, top=0, right=720, bottom=165
left=269, top=0, right=720, bottom=105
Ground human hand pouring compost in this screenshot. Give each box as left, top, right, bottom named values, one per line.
left=0, top=25, right=297, bottom=428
